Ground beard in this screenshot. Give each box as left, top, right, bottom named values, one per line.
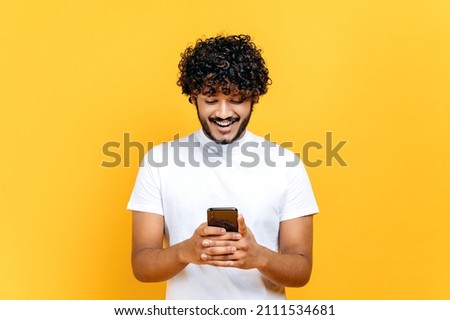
left=197, top=108, right=253, bottom=145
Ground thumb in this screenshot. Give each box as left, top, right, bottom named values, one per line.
left=237, top=214, right=247, bottom=235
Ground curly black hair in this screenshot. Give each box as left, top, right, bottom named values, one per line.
left=177, top=34, right=271, bottom=104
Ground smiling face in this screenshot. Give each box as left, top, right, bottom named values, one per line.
left=195, top=93, right=253, bottom=144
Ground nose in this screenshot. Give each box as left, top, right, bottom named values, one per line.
left=215, top=100, right=234, bottom=119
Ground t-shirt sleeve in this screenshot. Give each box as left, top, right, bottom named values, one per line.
left=279, top=155, right=319, bottom=221
left=127, top=150, right=164, bottom=215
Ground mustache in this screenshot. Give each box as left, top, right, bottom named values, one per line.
left=208, top=116, right=240, bottom=122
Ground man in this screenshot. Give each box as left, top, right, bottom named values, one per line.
left=127, top=34, right=318, bottom=299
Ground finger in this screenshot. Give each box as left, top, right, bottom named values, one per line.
left=208, top=258, right=246, bottom=268
left=206, top=232, right=242, bottom=241
left=237, top=214, right=247, bottom=235
left=203, top=252, right=237, bottom=261
left=205, top=260, right=235, bottom=267
left=203, top=246, right=236, bottom=256
left=198, top=225, right=226, bottom=237
left=200, top=252, right=235, bottom=263
left=202, top=238, right=240, bottom=247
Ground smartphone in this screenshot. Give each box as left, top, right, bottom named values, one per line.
left=207, top=207, right=238, bottom=232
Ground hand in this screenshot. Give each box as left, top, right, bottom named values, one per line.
left=180, top=222, right=241, bottom=265
left=201, top=214, right=269, bottom=269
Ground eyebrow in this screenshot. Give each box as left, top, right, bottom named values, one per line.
left=203, top=94, right=242, bottom=98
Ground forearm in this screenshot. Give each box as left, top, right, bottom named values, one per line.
left=257, top=246, right=312, bottom=287
left=132, top=241, right=189, bottom=282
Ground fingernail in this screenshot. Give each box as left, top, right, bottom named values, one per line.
left=203, top=240, right=210, bottom=246
left=235, top=233, right=242, bottom=239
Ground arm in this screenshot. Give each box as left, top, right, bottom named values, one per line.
left=257, top=215, right=314, bottom=287
left=131, top=211, right=185, bottom=282
left=201, top=214, right=314, bottom=287
left=131, top=210, right=238, bottom=282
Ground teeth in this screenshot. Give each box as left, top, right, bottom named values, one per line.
left=214, top=120, right=233, bottom=127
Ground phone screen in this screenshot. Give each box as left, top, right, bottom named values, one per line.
left=207, top=207, right=238, bottom=232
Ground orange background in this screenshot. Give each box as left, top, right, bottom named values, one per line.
left=1, top=0, right=449, bottom=299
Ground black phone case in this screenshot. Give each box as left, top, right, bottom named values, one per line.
left=207, top=207, right=238, bottom=232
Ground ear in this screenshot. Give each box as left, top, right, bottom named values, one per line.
left=188, top=96, right=197, bottom=106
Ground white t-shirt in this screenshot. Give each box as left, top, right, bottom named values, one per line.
left=127, top=129, right=319, bottom=299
